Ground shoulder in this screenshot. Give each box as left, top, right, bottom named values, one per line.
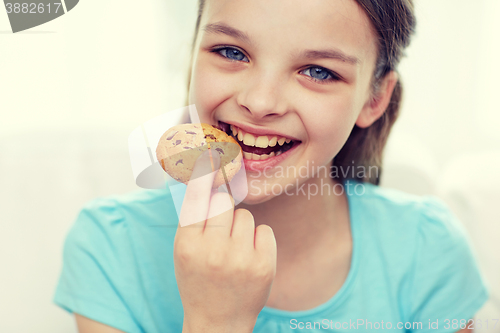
left=349, top=182, right=489, bottom=323
left=59, top=188, right=180, bottom=285
left=350, top=180, right=441, bottom=210
left=347, top=180, right=472, bottom=264
left=64, top=188, right=178, bottom=253
left=83, top=187, right=172, bottom=212
left=78, top=187, right=177, bottom=226
left=55, top=189, right=178, bottom=333
left=349, top=180, right=461, bottom=234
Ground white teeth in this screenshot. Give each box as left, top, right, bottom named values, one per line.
left=269, top=136, right=278, bottom=147
left=243, top=133, right=256, bottom=146
left=255, top=136, right=270, bottom=148
left=242, top=151, right=282, bottom=160
left=243, top=152, right=269, bottom=160
left=251, top=153, right=261, bottom=160
left=230, top=125, right=294, bottom=148
left=260, top=153, right=270, bottom=160
left=226, top=124, right=300, bottom=162
left=241, top=148, right=289, bottom=160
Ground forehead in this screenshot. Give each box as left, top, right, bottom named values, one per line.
left=201, top=0, right=378, bottom=66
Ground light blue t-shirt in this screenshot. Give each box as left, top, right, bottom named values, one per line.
left=53, top=179, right=489, bottom=333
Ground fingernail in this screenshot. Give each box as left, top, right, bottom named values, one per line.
left=199, top=149, right=210, bottom=160
left=196, top=149, right=220, bottom=172
left=192, top=150, right=211, bottom=175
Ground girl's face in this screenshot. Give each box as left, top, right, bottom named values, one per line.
left=189, top=0, right=379, bottom=204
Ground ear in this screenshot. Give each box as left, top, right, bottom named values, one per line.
left=356, top=71, right=399, bottom=128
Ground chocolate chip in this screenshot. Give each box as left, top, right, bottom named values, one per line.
left=215, top=148, right=224, bottom=155
left=205, top=134, right=216, bottom=140
left=185, top=131, right=196, bottom=135
left=174, top=140, right=182, bottom=145
left=183, top=147, right=190, bottom=149
left=176, top=159, right=183, bottom=165
left=166, top=131, right=178, bottom=140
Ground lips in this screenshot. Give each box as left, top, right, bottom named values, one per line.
left=217, top=121, right=299, bottom=140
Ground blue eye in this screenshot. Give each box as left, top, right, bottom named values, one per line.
left=211, top=47, right=249, bottom=62
left=302, top=66, right=340, bottom=83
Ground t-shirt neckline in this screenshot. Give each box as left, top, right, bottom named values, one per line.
left=259, top=178, right=361, bottom=319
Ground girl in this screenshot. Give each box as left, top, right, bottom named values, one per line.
left=53, top=0, right=489, bottom=332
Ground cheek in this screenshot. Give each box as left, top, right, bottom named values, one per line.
left=189, top=58, right=234, bottom=119
left=304, top=94, right=359, bottom=151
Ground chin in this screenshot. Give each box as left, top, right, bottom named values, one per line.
left=236, top=189, right=278, bottom=206
left=237, top=194, right=272, bottom=206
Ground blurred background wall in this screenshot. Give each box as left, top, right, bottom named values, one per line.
left=1, top=0, right=499, bottom=332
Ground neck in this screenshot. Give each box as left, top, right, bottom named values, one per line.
left=237, top=175, right=348, bottom=264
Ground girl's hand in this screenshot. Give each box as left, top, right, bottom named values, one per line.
left=173, top=149, right=277, bottom=333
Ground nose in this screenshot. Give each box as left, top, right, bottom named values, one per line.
left=236, top=68, right=288, bottom=120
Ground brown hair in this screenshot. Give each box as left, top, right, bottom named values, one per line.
left=185, top=0, right=416, bottom=185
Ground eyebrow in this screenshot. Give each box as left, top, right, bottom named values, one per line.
left=299, top=49, right=360, bottom=65
left=203, top=22, right=360, bottom=65
left=203, top=22, right=253, bottom=46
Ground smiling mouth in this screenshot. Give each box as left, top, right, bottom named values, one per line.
left=217, top=121, right=301, bottom=161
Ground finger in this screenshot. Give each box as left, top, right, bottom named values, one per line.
left=178, top=149, right=221, bottom=229
left=204, top=192, right=235, bottom=237
left=254, top=224, right=277, bottom=269
left=230, top=208, right=256, bottom=250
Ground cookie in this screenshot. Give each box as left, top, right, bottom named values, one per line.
left=156, top=123, right=243, bottom=188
